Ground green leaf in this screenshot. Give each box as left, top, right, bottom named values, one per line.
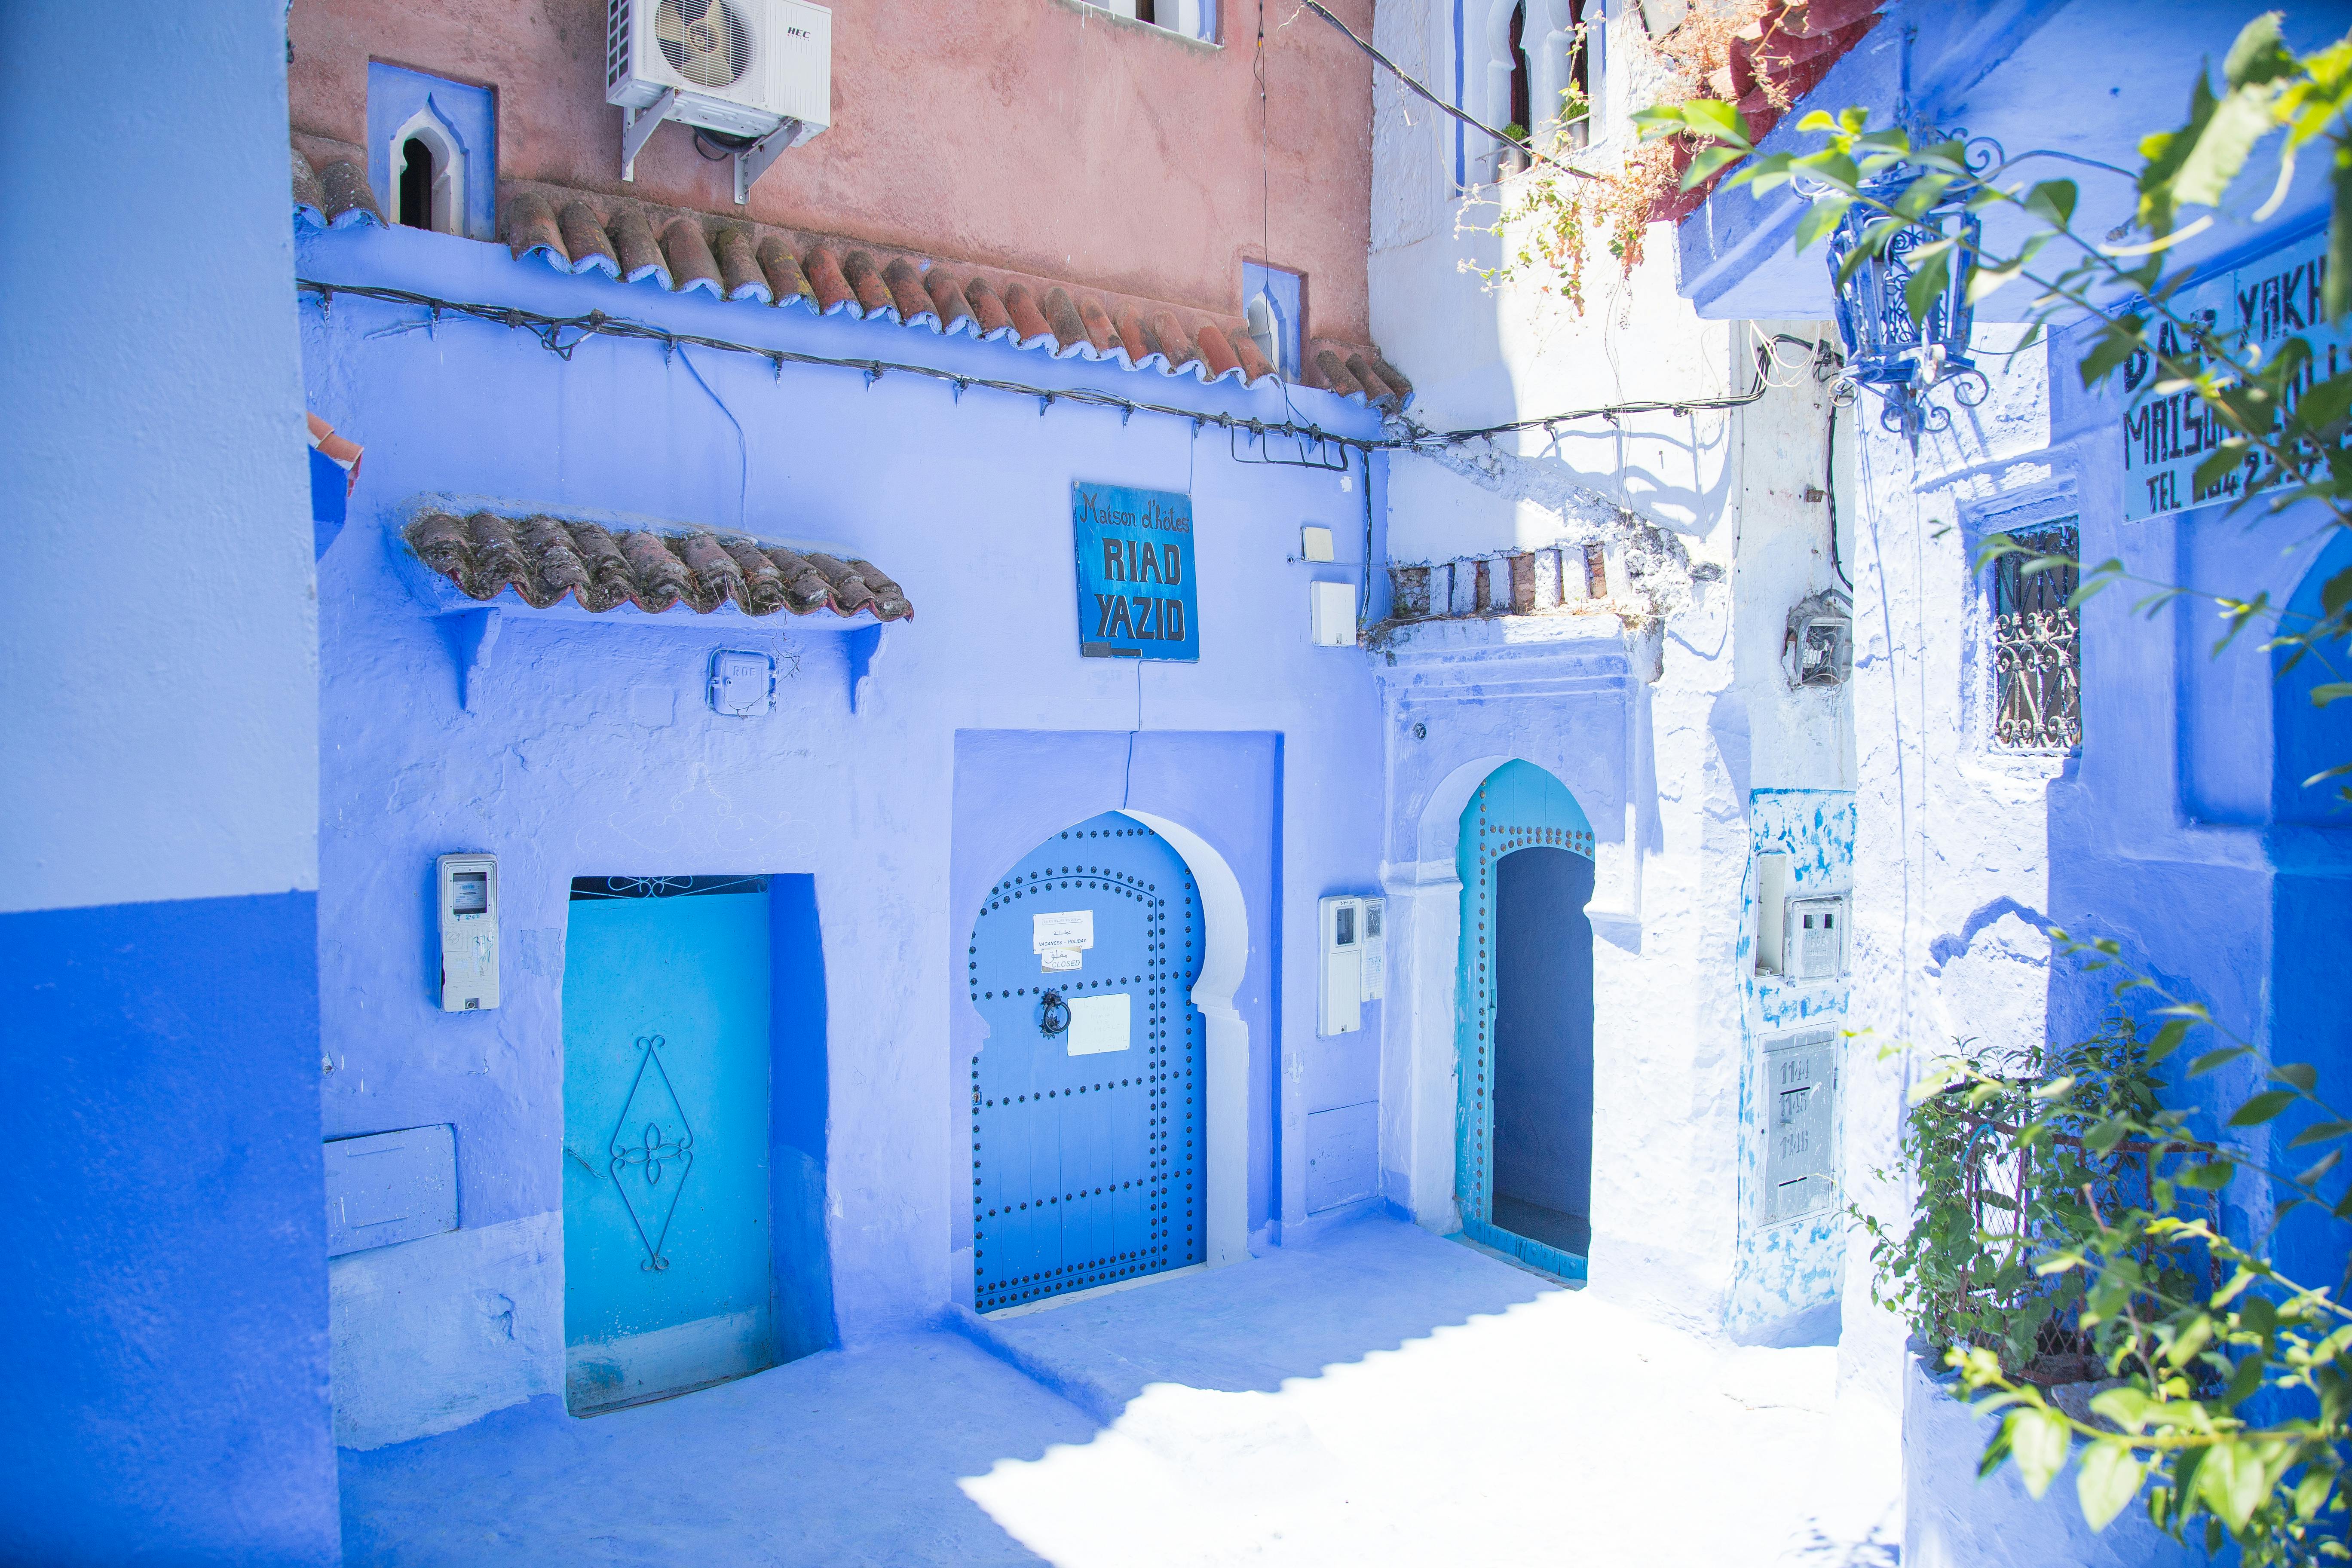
left=2081, top=318, right=2147, bottom=388
left=2090, top=1386, right=2165, bottom=1434
left=2288, top=1119, right=2352, bottom=1148
left=2077, top=1440, right=2148, bottom=1531
left=2190, top=1045, right=2252, bottom=1077
left=2223, top=12, right=2295, bottom=89
left=2197, top=1440, right=2270, bottom=1534
left=1903, top=240, right=1955, bottom=325
left=2272, top=1062, right=2318, bottom=1092
left=2294, top=371, right=2352, bottom=435
left=2179, top=1161, right=2237, bottom=1190
left=2311, top=683, right=2352, bottom=707
left=2331, top=154, right=2352, bottom=323
left=1680, top=142, right=1748, bottom=190
left=2148, top=1020, right=2193, bottom=1063
left=2230, top=1089, right=2300, bottom=1127
left=2024, top=178, right=2079, bottom=228
left=1793, top=195, right=1852, bottom=256
left=2009, top=1407, right=2073, bottom=1500
left=2194, top=440, right=2252, bottom=492
left=1677, top=99, right=1752, bottom=149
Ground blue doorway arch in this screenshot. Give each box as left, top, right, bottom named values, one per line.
left=1456, top=760, right=1596, bottom=1280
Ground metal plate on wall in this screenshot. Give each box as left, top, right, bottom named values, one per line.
left=1763, top=1030, right=1838, bottom=1225
left=325, top=1124, right=457, bottom=1256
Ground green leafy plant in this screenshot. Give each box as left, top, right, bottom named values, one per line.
left=1634, top=13, right=2352, bottom=797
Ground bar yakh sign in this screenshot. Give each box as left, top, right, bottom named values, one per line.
left=2122, top=227, right=2350, bottom=521
left=1072, top=481, right=1198, bottom=661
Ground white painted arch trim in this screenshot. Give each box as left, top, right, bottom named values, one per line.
left=389, top=102, right=466, bottom=236
left=1119, top=808, right=1247, bottom=1268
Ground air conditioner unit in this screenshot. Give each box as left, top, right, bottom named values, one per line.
left=606, top=0, right=830, bottom=200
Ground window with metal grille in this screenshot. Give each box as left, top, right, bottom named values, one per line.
left=1990, top=520, right=2082, bottom=751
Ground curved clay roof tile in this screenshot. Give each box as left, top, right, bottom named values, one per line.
left=316, top=159, right=384, bottom=227
left=756, top=236, right=818, bottom=309
left=882, top=257, right=935, bottom=326
left=1192, top=323, right=1242, bottom=380
left=1148, top=311, right=1194, bottom=369
left=925, top=269, right=977, bottom=334
left=505, top=192, right=566, bottom=266
left=292, top=151, right=330, bottom=225
left=1001, top=282, right=1055, bottom=348
left=1075, top=295, right=1118, bottom=356
left=1316, top=349, right=1366, bottom=401
left=839, top=251, right=896, bottom=319
left=713, top=229, right=771, bottom=302
left=606, top=207, right=669, bottom=288
left=963, top=276, right=1015, bottom=340
left=1231, top=331, right=1276, bottom=384
left=801, top=246, right=856, bottom=313
left=559, top=202, right=620, bottom=276
left=662, top=220, right=725, bottom=296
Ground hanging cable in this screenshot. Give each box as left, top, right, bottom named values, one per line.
left=296, top=278, right=1792, bottom=455
left=1295, top=0, right=1600, bottom=184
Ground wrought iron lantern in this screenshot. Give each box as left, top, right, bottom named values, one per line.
left=1823, top=145, right=1995, bottom=439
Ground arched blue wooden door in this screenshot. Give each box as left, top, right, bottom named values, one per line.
left=1457, top=761, right=1595, bottom=1281
left=968, top=812, right=1204, bottom=1311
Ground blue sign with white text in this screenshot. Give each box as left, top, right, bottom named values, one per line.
left=1073, top=482, right=1197, bottom=661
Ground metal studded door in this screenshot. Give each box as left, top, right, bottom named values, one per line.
left=1457, top=762, right=1595, bottom=1282
left=968, top=812, right=1203, bottom=1312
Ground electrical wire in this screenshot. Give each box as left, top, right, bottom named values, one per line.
left=1295, top=0, right=1599, bottom=184
left=297, top=277, right=1799, bottom=456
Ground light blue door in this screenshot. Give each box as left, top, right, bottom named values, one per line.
left=968, top=813, right=1204, bottom=1312
left=562, top=876, right=772, bottom=1414
left=1457, top=762, right=1595, bottom=1281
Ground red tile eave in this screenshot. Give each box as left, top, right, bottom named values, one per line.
left=1654, top=0, right=1885, bottom=226
left=289, top=142, right=1413, bottom=413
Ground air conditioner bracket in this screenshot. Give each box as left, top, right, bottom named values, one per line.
left=621, top=89, right=677, bottom=183
left=734, top=119, right=806, bottom=205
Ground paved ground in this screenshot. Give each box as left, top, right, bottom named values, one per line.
left=339, top=1216, right=1899, bottom=1566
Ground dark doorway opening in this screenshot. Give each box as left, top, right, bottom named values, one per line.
left=1490, top=845, right=1594, bottom=1256
left=397, top=136, right=435, bottom=230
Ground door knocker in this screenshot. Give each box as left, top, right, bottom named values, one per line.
left=1038, top=989, right=1070, bottom=1038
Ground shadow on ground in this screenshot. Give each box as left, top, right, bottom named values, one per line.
left=337, top=1214, right=1556, bottom=1566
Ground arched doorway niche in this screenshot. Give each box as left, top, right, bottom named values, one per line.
left=1454, top=761, right=1596, bottom=1280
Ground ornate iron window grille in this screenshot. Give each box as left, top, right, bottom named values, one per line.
left=1991, top=522, right=2082, bottom=752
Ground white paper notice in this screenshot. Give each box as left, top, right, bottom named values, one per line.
left=1032, top=910, right=1095, bottom=952
left=1065, top=993, right=1130, bottom=1056
left=1039, top=947, right=1083, bottom=973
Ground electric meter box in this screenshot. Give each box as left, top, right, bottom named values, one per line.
left=1319, top=894, right=1372, bottom=1036
left=1781, top=892, right=1850, bottom=982
left=436, top=852, right=500, bottom=1012
left=1762, top=1029, right=1839, bottom=1224
left=1359, top=896, right=1385, bottom=1003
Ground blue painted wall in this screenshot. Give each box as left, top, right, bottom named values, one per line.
left=0, top=0, right=334, bottom=1556
left=300, top=219, right=1385, bottom=1441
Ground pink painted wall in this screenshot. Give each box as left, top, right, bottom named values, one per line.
left=288, top=0, right=1375, bottom=341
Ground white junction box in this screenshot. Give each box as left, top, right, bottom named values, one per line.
left=436, top=852, right=500, bottom=1012
left=1319, top=894, right=1378, bottom=1035
left=1358, top=896, right=1385, bottom=1002
left=1782, top=893, right=1850, bottom=981
left=707, top=647, right=776, bottom=716
left=1309, top=580, right=1357, bottom=646
left=1762, top=1030, right=1839, bottom=1224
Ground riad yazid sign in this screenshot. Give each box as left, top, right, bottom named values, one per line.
left=2122, top=228, right=2349, bottom=520
left=1072, top=482, right=1198, bottom=660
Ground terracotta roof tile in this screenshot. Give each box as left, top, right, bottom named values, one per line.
left=714, top=228, right=769, bottom=302
left=295, top=152, right=1410, bottom=408
left=883, top=257, right=934, bottom=327
left=839, top=250, right=894, bottom=319
left=608, top=206, right=669, bottom=287
left=963, top=275, right=1014, bottom=340
left=662, top=219, right=724, bottom=296
left=1658, top=0, right=1885, bottom=222
left=802, top=246, right=856, bottom=313
left=757, top=235, right=818, bottom=308
left=560, top=202, right=621, bottom=276
left=926, top=268, right=977, bottom=334
left=406, top=509, right=913, bottom=621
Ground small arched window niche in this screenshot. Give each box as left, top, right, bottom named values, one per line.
left=367, top=63, right=497, bottom=241
left=1466, top=0, right=1596, bottom=184
left=1241, top=260, right=1302, bottom=381
left=1082, top=0, right=1217, bottom=42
